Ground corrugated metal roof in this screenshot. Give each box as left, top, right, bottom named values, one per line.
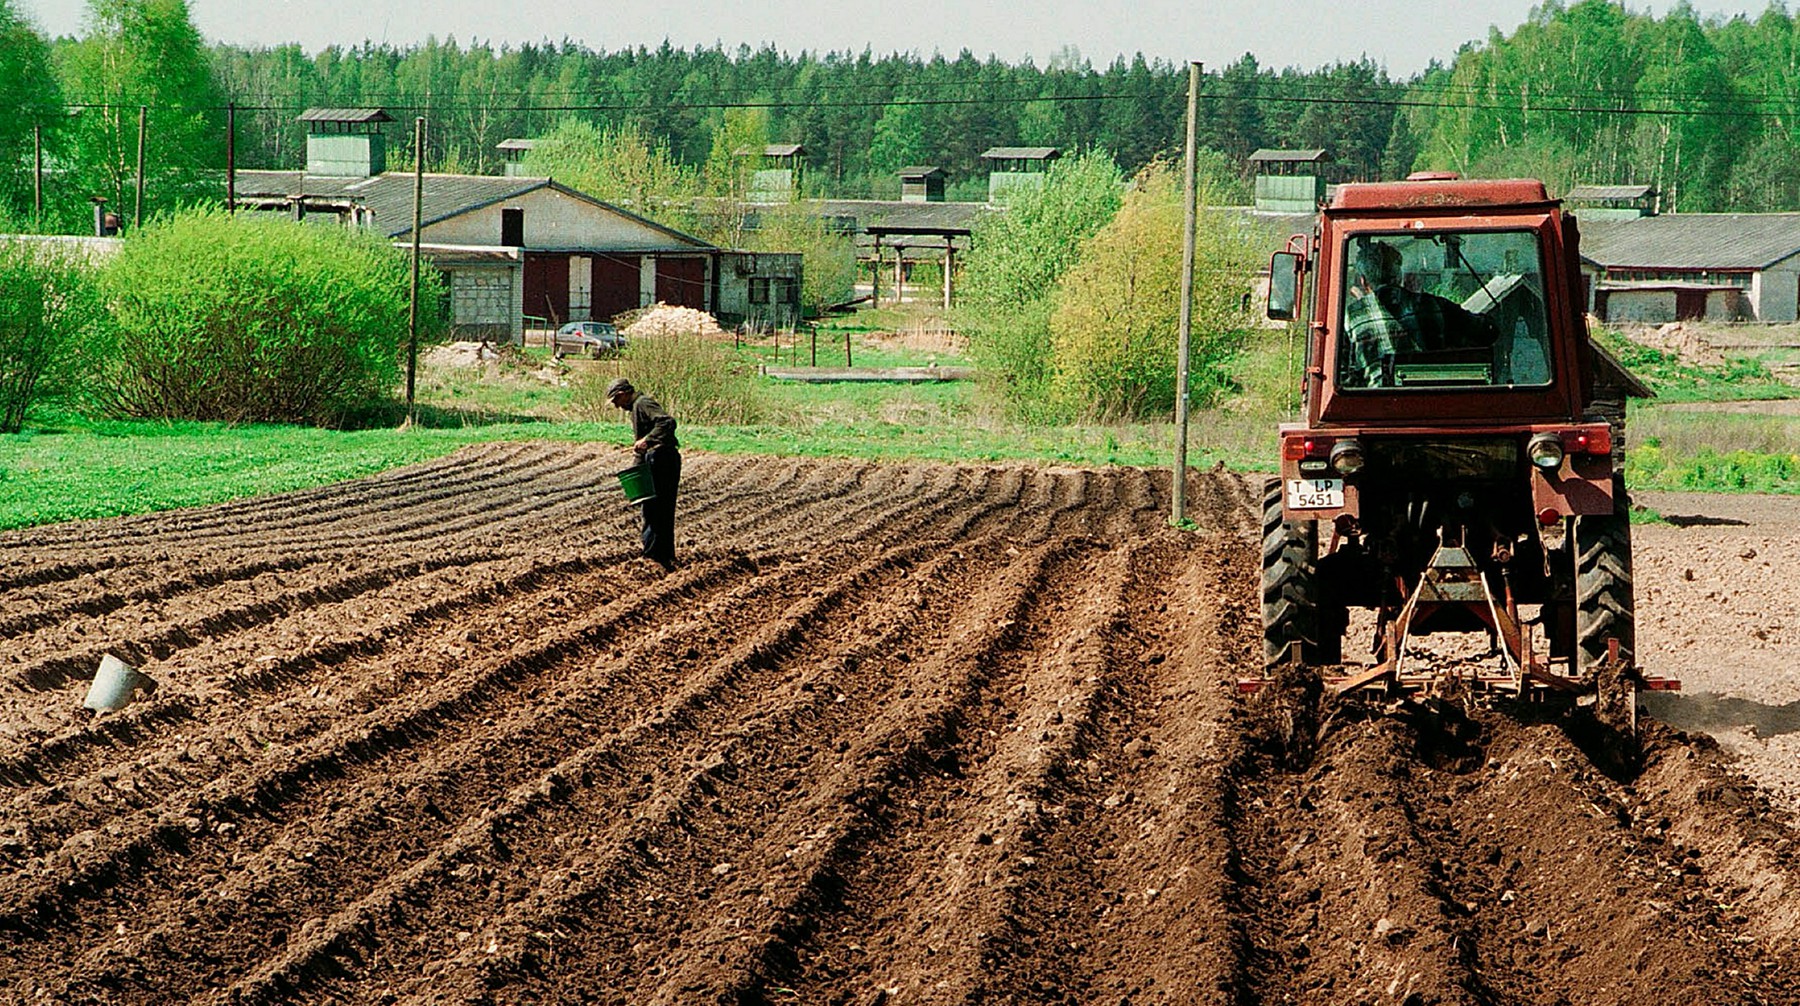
left=497, top=138, right=535, bottom=151
left=299, top=108, right=392, bottom=123
left=1580, top=214, right=1800, bottom=271
left=232, top=169, right=716, bottom=249
left=1249, top=148, right=1328, bottom=162
left=897, top=166, right=944, bottom=178
left=1566, top=184, right=1653, bottom=201
left=981, top=146, right=1059, bottom=160
left=813, top=199, right=988, bottom=235
left=764, top=143, right=804, bottom=157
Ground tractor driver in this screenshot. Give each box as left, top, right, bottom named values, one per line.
left=1342, top=240, right=1498, bottom=387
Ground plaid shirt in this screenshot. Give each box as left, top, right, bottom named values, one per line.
left=1342, top=285, right=1486, bottom=387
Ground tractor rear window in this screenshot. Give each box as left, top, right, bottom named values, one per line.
left=1336, top=231, right=1551, bottom=390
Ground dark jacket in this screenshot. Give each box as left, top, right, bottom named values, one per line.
left=630, top=394, right=679, bottom=452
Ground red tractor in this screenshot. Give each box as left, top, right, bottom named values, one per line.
left=1258, top=174, right=1677, bottom=703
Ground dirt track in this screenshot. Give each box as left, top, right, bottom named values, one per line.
left=1, top=444, right=1797, bottom=1004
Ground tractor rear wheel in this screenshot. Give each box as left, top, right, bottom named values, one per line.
left=1262, top=480, right=1339, bottom=671
left=1573, top=476, right=1635, bottom=672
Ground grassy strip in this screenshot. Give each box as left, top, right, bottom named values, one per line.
left=0, top=418, right=608, bottom=530
left=0, top=408, right=1260, bottom=531
left=1627, top=444, right=1800, bottom=495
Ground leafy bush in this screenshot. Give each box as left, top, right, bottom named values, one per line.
left=570, top=333, right=767, bottom=425
left=96, top=209, right=435, bottom=425
left=957, top=150, right=1124, bottom=419
left=0, top=239, right=104, bottom=433
left=1045, top=162, right=1259, bottom=420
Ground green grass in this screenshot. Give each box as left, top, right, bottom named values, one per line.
left=0, top=415, right=614, bottom=529
left=1592, top=325, right=1796, bottom=404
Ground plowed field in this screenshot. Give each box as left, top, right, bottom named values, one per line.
left=2, top=444, right=1797, bottom=1005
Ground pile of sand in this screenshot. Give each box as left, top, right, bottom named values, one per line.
left=1622, top=322, right=1728, bottom=367
left=420, top=341, right=498, bottom=369
left=618, top=304, right=727, bottom=339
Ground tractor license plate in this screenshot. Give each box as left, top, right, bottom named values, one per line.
left=1286, top=478, right=1344, bottom=510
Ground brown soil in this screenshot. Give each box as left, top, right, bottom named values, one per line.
left=1, top=447, right=1796, bottom=1004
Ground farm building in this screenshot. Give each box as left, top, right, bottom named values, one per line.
left=232, top=109, right=803, bottom=340
left=980, top=146, right=1059, bottom=203
left=1578, top=213, right=1800, bottom=323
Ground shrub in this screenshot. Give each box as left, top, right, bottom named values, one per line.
left=0, top=239, right=104, bottom=433
left=956, top=150, right=1124, bottom=420
left=96, top=209, right=436, bottom=425
left=1045, top=163, right=1259, bottom=420
left=570, top=332, right=767, bottom=425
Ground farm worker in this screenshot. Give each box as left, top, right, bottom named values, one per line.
left=1342, top=240, right=1496, bottom=387
left=606, top=377, right=681, bottom=572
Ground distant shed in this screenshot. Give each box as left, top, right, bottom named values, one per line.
left=1248, top=148, right=1328, bottom=214
left=1579, top=213, right=1800, bottom=322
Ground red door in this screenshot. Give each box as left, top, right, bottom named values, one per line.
left=656, top=257, right=708, bottom=310
left=1675, top=290, right=1706, bottom=321
left=523, top=254, right=570, bottom=327
left=592, top=255, right=641, bottom=321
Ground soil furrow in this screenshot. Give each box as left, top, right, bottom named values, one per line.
left=2, top=455, right=1798, bottom=1005
left=198, top=535, right=999, bottom=1004
left=0, top=553, right=759, bottom=939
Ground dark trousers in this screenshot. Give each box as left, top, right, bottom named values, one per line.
left=639, top=447, right=681, bottom=569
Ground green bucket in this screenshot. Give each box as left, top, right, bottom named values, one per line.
left=615, top=462, right=657, bottom=505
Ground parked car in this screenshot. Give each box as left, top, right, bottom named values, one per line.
left=553, top=321, right=627, bottom=359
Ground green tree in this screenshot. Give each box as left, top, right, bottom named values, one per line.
left=57, top=0, right=225, bottom=227
left=0, top=2, right=61, bottom=224
left=519, top=118, right=702, bottom=231
left=867, top=102, right=929, bottom=176
left=746, top=202, right=856, bottom=317
left=957, top=149, right=1124, bottom=418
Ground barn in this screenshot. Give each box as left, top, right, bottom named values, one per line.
left=1578, top=213, right=1800, bottom=323
left=233, top=109, right=801, bottom=341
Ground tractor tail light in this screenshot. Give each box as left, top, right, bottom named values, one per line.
left=1283, top=435, right=1333, bottom=460
left=1561, top=426, right=1613, bottom=456
left=1537, top=507, right=1563, bottom=526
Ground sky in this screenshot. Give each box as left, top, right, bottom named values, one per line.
left=14, top=0, right=1779, bottom=76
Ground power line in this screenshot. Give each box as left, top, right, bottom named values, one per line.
left=49, top=86, right=1800, bottom=122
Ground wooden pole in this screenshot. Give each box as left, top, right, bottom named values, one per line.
left=134, top=105, right=147, bottom=229
left=407, top=117, right=425, bottom=424
left=226, top=101, right=236, bottom=215
left=894, top=249, right=904, bottom=305
left=870, top=236, right=881, bottom=305
left=943, top=241, right=954, bottom=310
left=1173, top=61, right=1202, bottom=526
left=32, top=123, right=42, bottom=226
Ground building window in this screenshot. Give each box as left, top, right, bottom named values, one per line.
left=500, top=208, right=523, bottom=246
left=750, top=277, right=770, bottom=304
left=773, top=277, right=799, bottom=306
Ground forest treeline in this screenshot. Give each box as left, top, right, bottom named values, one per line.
left=8, top=0, right=1800, bottom=231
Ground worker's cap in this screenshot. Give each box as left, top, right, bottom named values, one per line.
left=604, top=377, right=634, bottom=400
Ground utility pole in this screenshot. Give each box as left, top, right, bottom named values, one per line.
left=33, top=124, right=42, bottom=226
left=226, top=101, right=236, bottom=215
left=1173, top=61, right=1202, bottom=526
left=407, top=117, right=425, bottom=425
left=134, top=105, right=147, bottom=229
